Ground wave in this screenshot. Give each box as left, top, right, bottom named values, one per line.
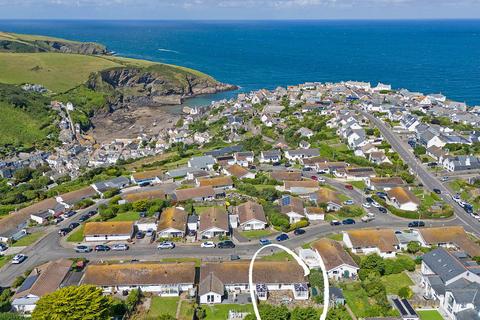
left=158, top=48, right=179, bottom=54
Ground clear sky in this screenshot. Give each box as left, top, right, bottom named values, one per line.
left=0, top=0, right=480, bottom=20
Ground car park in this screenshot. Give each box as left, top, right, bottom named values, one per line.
left=259, top=238, right=271, bottom=246
left=112, top=243, right=129, bottom=251
left=75, top=245, right=92, bottom=253
left=433, top=188, right=441, bottom=194
left=201, top=241, right=216, bottom=248
left=217, top=240, right=235, bottom=249
left=330, top=220, right=341, bottom=226
left=157, top=241, right=175, bottom=249
left=293, top=228, right=306, bottom=236
left=342, top=218, right=356, bottom=225
left=408, top=221, right=425, bottom=228
left=343, top=200, right=354, bottom=205
left=276, top=233, right=289, bottom=242
left=94, top=245, right=111, bottom=252
left=11, top=254, right=27, bottom=264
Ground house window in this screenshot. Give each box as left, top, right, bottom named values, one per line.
left=207, top=294, right=215, bottom=303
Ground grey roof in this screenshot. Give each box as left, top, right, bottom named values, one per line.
left=456, top=308, right=480, bottom=320
left=447, top=279, right=480, bottom=305
left=93, top=176, right=130, bottom=192
left=425, top=275, right=445, bottom=295
left=261, top=150, right=281, bottom=158
left=199, top=272, right=224, bottom=296
left=422, top=248, right=467, bottom=283
left=167, top=167, right=198, bottom=178
left=205, top=145, right=243, bottom=157
left=286, top=148, right=320, bottom=157
left=188, top=155, right=216, bottom=168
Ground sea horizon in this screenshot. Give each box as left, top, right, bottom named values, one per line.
left=1, top=19, right=479, bottom=105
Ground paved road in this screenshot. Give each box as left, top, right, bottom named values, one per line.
left=360, top=110, right=480, bottom=236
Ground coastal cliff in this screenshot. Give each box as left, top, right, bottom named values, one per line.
left=87, top=66, right=236, bottom=106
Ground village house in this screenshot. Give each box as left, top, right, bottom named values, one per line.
left=197, top=176, right=234, bottom=190
left=173, top=186, right=216, bottom=202
left=131, top=168, right=165, bottom=186
left=386, top=187, right=420, bottom=212
left=198, top=207, right=229, bottom=239
left=296, top=127, right=314, bottom=138
left=280, top=195, right=305, bottom=223
left=270, top=170, right=302, bottom=182
left=91, top=176, right=130, bottom=197
left=343, top=229, right=400, bottom=258
left=421, top=248, right=480, bottom=320
left=304, top=206, right=325, bottom=221
left=157, top=207, right=187, bottom=238
left=426, top=145, right=448, bottom=162
left=12, top=259, right=72, bottom=314
left=366, top=177, right=405, bottom=191
left=340, top=167, right=376, bottom=181
left=233, top=151, right=254, bottom=167
left=442, top=155, right=480, bottom=172
left=121, top=189, right=166, bottom=203
left=417, top=226, right=480, bottom=258
left=83, top=221, right=134, bottom=242
left=232, top=201, right=267, bottom=230
left=55, top=186, right=97, bottom=208
left=310, top=239, right=359, bottom=280
left=259, top=150, right=281, bottom=163
left=198, top=261, right=309, bottom=304
left=188, top=155, right=216, bottom=171
left=283, top=180, right=320, bottom=194
left=369, top=151, right=390, bottom=164
left=223, top=164, right=255, bottom=180
left=81, top=262, right=196, bottom=297
left=284, top=148, right=320, bottom=161
left=310, top=188, right=342, bottom=212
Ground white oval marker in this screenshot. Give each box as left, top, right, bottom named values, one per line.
left=248, top=244, right=329, bottom=320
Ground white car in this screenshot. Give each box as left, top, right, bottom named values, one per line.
left=11, top=254, right=27, bottom=264
left=362, top=203, right=371, bottom=208
left=112, top=243, right=129, bottom=251
left=157, top=241, right=175, bottom=250
left=371, top=201, right=381, bottom=208
left=317, top=177, right=326, bottom=183
left=201, top=241, right=216, bottom=248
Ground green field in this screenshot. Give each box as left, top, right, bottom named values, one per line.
left=147, top=297, right=179, bottom=318
left=12, top=231, right=45, bottom=247
left=203, top=304, right=253, bottom=320
left=417, top=310, right=444, bottom=320
left=0, top=52, right=122, bottom=92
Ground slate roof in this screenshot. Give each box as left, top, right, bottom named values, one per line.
left=422, top=248, right=468, bottom=283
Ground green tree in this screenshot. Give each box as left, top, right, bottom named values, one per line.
left=32, top=285, right=115, bottom=320
left=291, top=307, right=319, bottom=320
left=407, top=241, right=421, bottom=254
left=13, top=167, right=35, bottom=183
left=0, top=313, right=26, bottom=320
left=360, top=254, right=385, bottom=275
left=158, top=315, right=176, bottom=320
left=326, top=306, right=352, bottom=320
left=398, top=286, right=413, bottom=299
left=125, top=289, right=141, bottom=312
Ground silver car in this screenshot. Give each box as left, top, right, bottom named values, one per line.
left=112, top=243, right=129, bottom=251
left=157, top=241, right=175, bottom=249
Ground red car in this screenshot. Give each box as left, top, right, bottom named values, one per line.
left=345, top=184, right=353, bottom=190
left=311, top=175, right=318, bottom=181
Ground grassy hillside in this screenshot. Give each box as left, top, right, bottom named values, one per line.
left=0, top=84, right=58, bottom=155
left=0, top=52, right=123, bottom=92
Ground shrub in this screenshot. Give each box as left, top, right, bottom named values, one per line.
left=398, top=286, right=413, bottom=299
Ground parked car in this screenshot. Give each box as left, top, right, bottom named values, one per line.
left=230, top=255, right=241, bottom=261
left=362, top=203, right=371, bottom=208
left=433, top=188, right=441, bottom=194
left=293, top=228, right=306, bottom=236
left=361, top=214, right=375, bottom=223
left=157, top=241, right=175, bottom=249
left=408, top=221, right=425, bottom=228
left=0, top=243, right=7, bottom=252
left=378, top=207, right=387, bottom=214
left=145, top=229, right=155, bottom=237
left=345, top=184, right=353, bottom=190
left=317, top=177, right=326, bottom=183
left=79, top=215, right=89, bottom=222
left=259, top=238, right=271, bottom=246
left=135, top=231, right=145, bottom=239
left=58, top=228, right=71, bottom=236
left=376, top=192, right=387, bottom=198
left=69, top=222, right=80, bottom=229
left=94, top=245, right=110, bottom=252
left=371, top=201, right=381, bottom=208
left=441, top=176, right=449, bottom=182
left=365, top=197, right=374, bottom=203
left=276, top=233, right=289, bottom=242
left=310, top=175, right=318, bottom=181
left=217, top=240, right=235, bottom=249
left=112, top=243, right=129, bottom=251
left=64, top=211, right=76, bottom=218
left=75, top=245, right=92, bottom=253
left=201, top=241, right=216, bottom=248
left=342, top=218, right=356, bottom=225
left=330, top=220, right=341, bottom=226
left=54, top=217, right=64, bottom=224
left=11, top=254, right=27, bottom=264
left=343, top=200, right=354, bottom=205
left=302, top=167, right=312, bottom=172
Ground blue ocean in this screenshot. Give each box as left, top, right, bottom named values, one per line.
left=0, top=20, right=480, bottom=105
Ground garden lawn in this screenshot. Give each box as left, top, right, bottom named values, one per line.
left=261, top=250, right=293, bottom=262
left=109, top=211, right=140, bottom=221
left=204, top=304, right=253, bottom=320
left=347, top=180, right=367, bottom=190
left=240, top=229, right=273, bottom=239
left=342, top=283, right=373, bottom=318
left=12, top=231, right=45, bottom=247
left=417, top=310, right=444, bottom=320
left=67, top=225, right=85, bottom=242
left=147, top=297, right=179, bottom=318
left=328, top=233, right=343, bottom=241
left=194, top=205, right=225, bottom=215
left=178, top=300, right=195, bottom=320
left=381, top=272, right=413, bottom=295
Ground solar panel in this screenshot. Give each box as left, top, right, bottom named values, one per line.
left=17, top=275, right=38, bottom=293
left=393, top=298, right=408, bottom=316
left=402, top=299, right=417, bottom=315
left=282, top=196, right=291, bottom=206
